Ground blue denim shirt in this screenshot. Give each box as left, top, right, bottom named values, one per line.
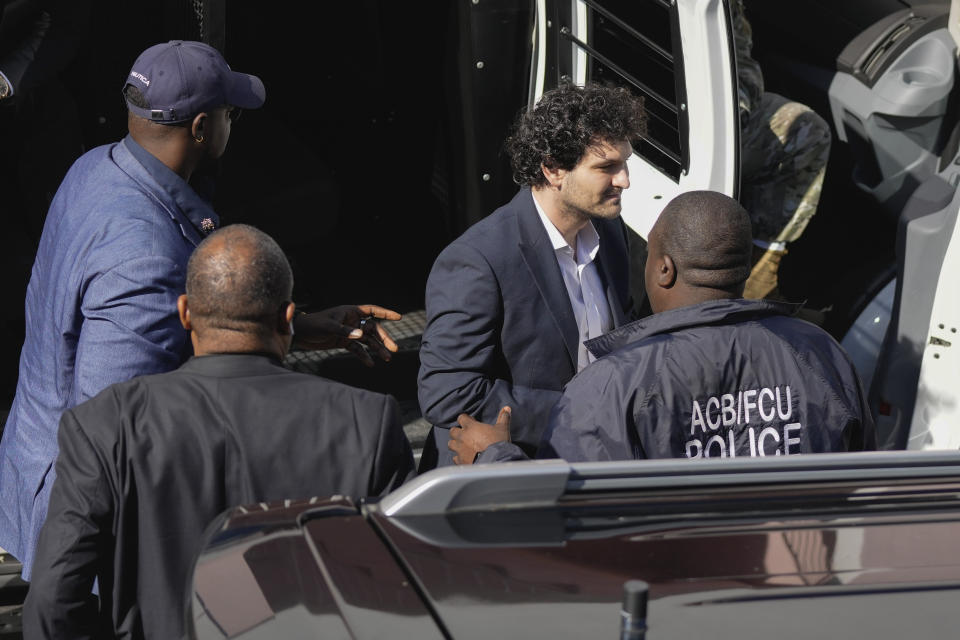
left=0, top=136, right=218, bottom=578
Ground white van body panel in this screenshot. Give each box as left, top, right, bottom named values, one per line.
left=908, top=208, right=960, bottom=449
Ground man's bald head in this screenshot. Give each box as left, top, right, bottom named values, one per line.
left=185, top=224, right=293, bottom=337
left=645, top=191, right=753, bottom=313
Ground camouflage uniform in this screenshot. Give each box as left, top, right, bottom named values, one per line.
left=733, top=0, right=831, bottom=299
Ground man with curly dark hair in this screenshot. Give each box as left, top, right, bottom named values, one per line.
left=418, top=82, right=647, bottom=467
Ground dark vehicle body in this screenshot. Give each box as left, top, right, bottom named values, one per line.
left=189, top=453, right=960, bottom=639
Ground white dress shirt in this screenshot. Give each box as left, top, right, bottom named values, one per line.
left=532, top=194, right=613, bottom=371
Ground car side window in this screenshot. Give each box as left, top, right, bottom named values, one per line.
left=543, top=0, right=688, bottom=181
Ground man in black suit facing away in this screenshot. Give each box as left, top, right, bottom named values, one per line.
left=23, top=224, right=415, bottom=639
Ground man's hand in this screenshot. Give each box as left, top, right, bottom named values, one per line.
left=293, top=304, right=401, bottom=366
left=449, top=406, right=511, bottom=464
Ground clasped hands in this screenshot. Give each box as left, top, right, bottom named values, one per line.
left=293, top=304, right=401, bottom=367
left=449, top=406, right=512, bottom=464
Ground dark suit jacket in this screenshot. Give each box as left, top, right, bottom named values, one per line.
left=22, top=353, right=415, bottom=640
left=418, top=187, right=632, bottom=466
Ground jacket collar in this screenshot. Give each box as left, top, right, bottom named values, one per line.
left=514, top=187, right=581, bottom=368
left=179, top=353, right=286, bottom=377
left=585, top=298, right=802, bottom=358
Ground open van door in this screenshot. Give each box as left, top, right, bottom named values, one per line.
left=527, top=0, right=739, bottom=239
left=826, top=1, right=960, bottom=449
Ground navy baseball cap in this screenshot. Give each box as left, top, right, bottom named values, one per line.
left=124, top=40, right=265, bottom=123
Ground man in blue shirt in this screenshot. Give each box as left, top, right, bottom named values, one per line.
left=0, top=40, right=399, bottom=579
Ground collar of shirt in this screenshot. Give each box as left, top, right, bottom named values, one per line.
left=123, top=135, right=219, bottom=235
left=531, top=191, right=601, bottom=265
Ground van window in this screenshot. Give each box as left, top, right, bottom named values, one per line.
left=548, top=0, right=687, bottom=180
